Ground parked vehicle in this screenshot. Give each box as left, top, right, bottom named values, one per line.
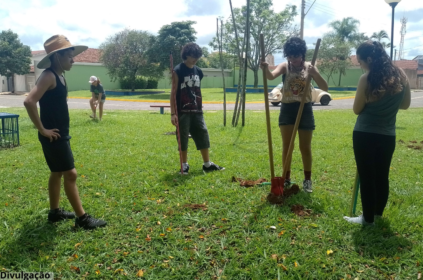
left=268, top=83, right=332, bottom=106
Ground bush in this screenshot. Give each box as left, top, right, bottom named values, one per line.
left=146, top=79, right=158, bottom=89
left=120, top=76, right=147, bottom=90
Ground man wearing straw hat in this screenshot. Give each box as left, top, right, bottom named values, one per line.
left=24, top=35, right=107, bottom=230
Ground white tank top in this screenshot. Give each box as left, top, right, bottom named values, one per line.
left=282, top=62, right=312, bottom=103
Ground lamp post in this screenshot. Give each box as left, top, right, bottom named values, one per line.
left=385, top=0, right=402, bottom=60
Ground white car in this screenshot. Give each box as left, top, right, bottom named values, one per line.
left=268, top=83, right=332, bottom=106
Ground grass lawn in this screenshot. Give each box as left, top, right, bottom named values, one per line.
left=68, top=88, right=356, bottom=103
left=1, top=108, right=422, bottom=279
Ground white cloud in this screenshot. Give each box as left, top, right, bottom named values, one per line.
left=1, top=0, right=422, bottom=60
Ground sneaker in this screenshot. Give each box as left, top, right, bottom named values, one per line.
left=179, top=164, right=189, bottom=175
left=75, top=214, right=107, bottom=230
left=284, top=179, right=291, bottom=188
left=203, top=162, right=225, bottom=172
left=303, top=180, right=313, bottom=193
left=48, top=208, right=75, bottom=223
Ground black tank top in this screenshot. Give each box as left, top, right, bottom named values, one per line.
left=38, top=68, right=70, bottom=141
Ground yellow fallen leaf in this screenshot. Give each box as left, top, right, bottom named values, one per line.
left=294, top=262, right=298, bottom=267
left=199, top=235, right=204, bottom=239
left=95, top=270, right=100, bottom=275
left=278, top=230, right=285, bottom=236
left=138, top=251, right=142, bottom=253
left=73, top=254, right=78, bottom=259
left=74, top=243, right=82, bottom=249
left=157, top=221, right=161, bottom=225
left=310, top=223, right=318, bottom=228
left=166, top=227, right=172, bottom=232
left=160, top=233, right=165, bottom=237
left=327, top=249, right=334, bottom=255
left=271, top=254, right=278, bottom=260
left=169, top=256, right=174, bottom=259
left=278, top=264, right=288, bottom=271
left=123, top=252, right=129, bottom=256
left=136, top=228, right=141, bottom=232
left=136, top=270, right=144, bottom=277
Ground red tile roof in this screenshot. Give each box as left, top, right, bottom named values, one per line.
left=350, top=55, right=359, bottom=66
left=418, top=70, right=423, bottom=75
left=74, top=48, right=101, bottom=63
left=32, top=50, right=46, bottom=56
left=31, top=48, right=102, bottom=63
left=393, top=60, right=418, bottom=70
left=350, top=55, right=418, bottom=70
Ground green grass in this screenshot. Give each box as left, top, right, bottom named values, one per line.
left=68, top=88, right=356, bottom=103
left=1, top=108, right=422, bottom=279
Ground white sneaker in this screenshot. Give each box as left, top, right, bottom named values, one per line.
left=303, top=180, right=313, bottom=193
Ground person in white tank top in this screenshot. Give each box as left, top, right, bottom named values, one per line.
left=261, top=37, right=328, bottom=193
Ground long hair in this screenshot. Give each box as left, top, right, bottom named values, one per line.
left=356, top=41, right=405, bottom=99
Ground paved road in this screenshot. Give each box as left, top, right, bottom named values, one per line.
left=1, top=91, right=422, bottom=111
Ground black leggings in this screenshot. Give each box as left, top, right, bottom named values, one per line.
left=353, top=131, right=396, bottom=223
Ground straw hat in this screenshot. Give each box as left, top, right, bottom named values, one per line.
left=37, top=35, right=88, bottom=69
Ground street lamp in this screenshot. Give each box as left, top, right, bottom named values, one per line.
left=385, top=0, right=402, bottom=60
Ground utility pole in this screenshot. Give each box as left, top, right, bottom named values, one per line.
left=394, top=49, right=397, bottom=61
left=300, top=0, right=305, bottom=39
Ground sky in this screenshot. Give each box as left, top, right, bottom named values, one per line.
left=1, top=0, right=422, bottom=65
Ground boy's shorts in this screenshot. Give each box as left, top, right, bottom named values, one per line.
left=279, top=102, right=315, bottom=131
left=177, top=113, right=210, bottom=151
left=39, top=136, right=75, bottom=172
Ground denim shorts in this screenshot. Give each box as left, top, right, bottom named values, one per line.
left=278, top=102, right=315, bottom=130
left=177, top=113, right=210, bottom=151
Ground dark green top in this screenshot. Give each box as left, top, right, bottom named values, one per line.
left=90, top=84, right=105, bottom=98
left=354, top=90, right=404, bottom=136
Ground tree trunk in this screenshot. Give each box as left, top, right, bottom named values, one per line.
left=338, top=71, right=342, bottom=87
left=217, top=19, right=227, bottom=127
left=253, top=68, right=259, bottom=88
left=242, top=0, right=251, bottom=127
left=10, top=75, right=15, bottom=93
left=229, top=0, right=243, bottom=127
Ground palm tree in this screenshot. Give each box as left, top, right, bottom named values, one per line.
left=371, top=30, right=389, bottom=42
left=328, top=17, right=360, bottom=43
left=328, top=17, right=360, bottom=86
left=353, top=32, right=370, bottom=49
left=371, top=30, right=391, bottom=50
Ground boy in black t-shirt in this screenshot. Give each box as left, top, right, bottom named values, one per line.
left=170, top=43, right=224, bottom=174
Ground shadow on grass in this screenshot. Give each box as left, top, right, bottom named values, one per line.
left=1, top=218, right=59, bottom=269
left=248, top=189, right=326, bottom=225
left=351, top=218, right=413, bottom=258
left=160, top=170, right=206, bottom=187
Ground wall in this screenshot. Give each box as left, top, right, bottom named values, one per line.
left=402, top=69, right=418, bottom=89
left=1, top=76, right=8, bottom=91
left=418, top=76, right=423, bottom=89
left=33, top=62, right=120, bottom=91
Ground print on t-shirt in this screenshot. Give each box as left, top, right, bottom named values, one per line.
left=180, top=74, right=202, bottom=112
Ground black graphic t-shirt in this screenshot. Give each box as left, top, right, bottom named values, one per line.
left=174, top=63, right=203, bottom=115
